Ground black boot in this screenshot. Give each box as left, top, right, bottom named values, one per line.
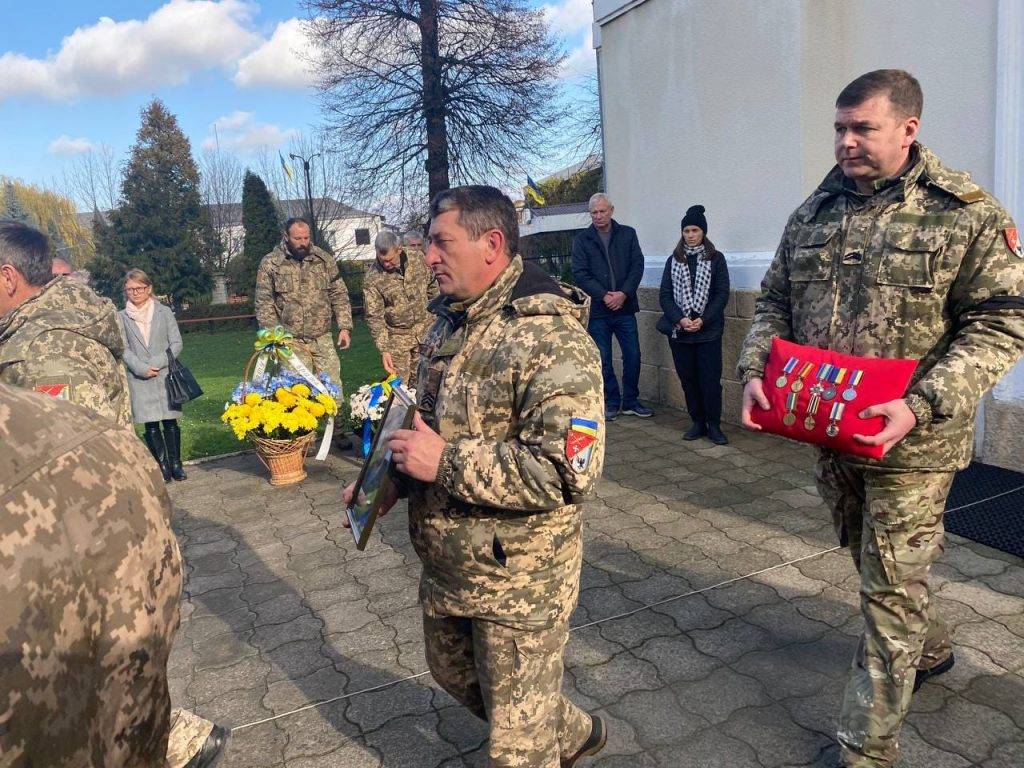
left=163, top=419, right=187, bottom=481
left=683, top=421, right=706, bottom=441
left=707, top=423, right=729, bottom=445
left=143, top=423, right=172, bottom=482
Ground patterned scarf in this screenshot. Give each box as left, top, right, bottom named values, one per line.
left=125, top=297, right=156, bottom=347
left=671, top=243, right=712, bottom=319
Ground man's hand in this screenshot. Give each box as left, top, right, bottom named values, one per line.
left=381, top=352, right=396, bottom=375
left=389, top=411, right=446, bottom=482
left=741, top=377, right=770, bottom=430
left=337, top=329, right=351, bottom=349
left=341, top=482, right=399, bottom=527
left=146, top=366, right=161, bottom=378
left=607, top=291, right=627, bottom=311
left=852, top=398, right=917, bottom=456
left=691, top=317, right=703, bottom=331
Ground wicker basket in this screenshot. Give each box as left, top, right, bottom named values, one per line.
left=252, top=431, right=317, bottom=486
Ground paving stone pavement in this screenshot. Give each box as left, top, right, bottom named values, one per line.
left=168, top=412, right=1024, bottom=768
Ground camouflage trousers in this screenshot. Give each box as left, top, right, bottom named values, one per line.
left=381, top=331, right=421, bottom=387
left=423, top=613, right=592, bottom=768
left=816, top=456, right=954, bottom=768
left=293, top=333, right=342, bottom=389
left=165, top=707, right=215, bottom=767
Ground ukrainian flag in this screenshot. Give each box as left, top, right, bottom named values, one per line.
left=279, top=151, right=294, bottom=181
left=525, top=175, right=546, bottom=206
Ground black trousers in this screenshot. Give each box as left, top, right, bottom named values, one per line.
left=670, top=338, right=723, bottom=426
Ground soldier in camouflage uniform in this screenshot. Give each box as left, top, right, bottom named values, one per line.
left=362, top=229, right=438, bottom=384
left=0, top=220, right=131, bottom=426
left=254, top=217, right=353, bottom=385
left=0, top=222, right=227, bottom=768
left=0, top=383, right=183, bottom=766
left=345, top=187, right=608, bottom=767
left=738, top=70, right=1024, bottom=768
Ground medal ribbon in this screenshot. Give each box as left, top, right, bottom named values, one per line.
left=829, top=401, right=846, bottom=422
left=785, top=392, right=798, bottom=412
left=849, top=370, right=863, bottom=387
left=782, top=357, right=799, bottom=374
left=807, top=393, right=821, bottom=415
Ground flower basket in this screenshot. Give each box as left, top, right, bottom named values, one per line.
left=252, top=431, right=317, bottom=486
left=221, top=328, right=342, bottom=485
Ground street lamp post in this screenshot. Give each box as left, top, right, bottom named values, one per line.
left=289, top=152, right=322, bottom=247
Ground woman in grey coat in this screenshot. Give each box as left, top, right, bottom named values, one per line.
left=119, top=269, right=187, bottom=481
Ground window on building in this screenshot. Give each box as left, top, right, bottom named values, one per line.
left=354, top=228, right=371, bottom=245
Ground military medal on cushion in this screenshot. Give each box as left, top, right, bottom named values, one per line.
left=804, top=393, right=821, bottom=431
left=566, top=417, right=599, bottom=472
left=782, top=392, right=799, bottom=426
left=791, top=362, right=814, bottom=393
left=825, top=401, right=845, bottom=437
left=810, top=363, right=830, bottom=396
left=823, top=366, right=845, bottom=400
left=776, top=356, right=799, bottom=388
left=842, top=369, right=863, bottom=401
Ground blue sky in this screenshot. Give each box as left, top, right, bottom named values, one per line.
left=0, top=0, right=594, bottom=208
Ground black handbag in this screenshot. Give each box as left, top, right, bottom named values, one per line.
left=166, top=348, right=203, bottom=408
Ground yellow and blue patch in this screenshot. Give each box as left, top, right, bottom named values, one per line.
left=566, top=417, right=599, bottom=472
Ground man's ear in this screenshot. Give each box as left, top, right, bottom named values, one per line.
left=0, top=264, right=19, bottom=296
left=483, top=229, right=506, bottom=265
left=903, top=116, right=920, bottom=148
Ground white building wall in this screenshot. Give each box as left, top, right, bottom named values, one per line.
left=597, top=0, right=1001, bottom=275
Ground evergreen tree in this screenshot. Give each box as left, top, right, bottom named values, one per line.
left=229, top=171, right=280, bottom=298
left=90, top=99, right=216, bottom=307
left=2, top=181, right=32, bottom=223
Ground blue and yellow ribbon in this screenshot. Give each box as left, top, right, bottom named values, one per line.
left=254, top=326, right=295, bottom=357
left=362, top=375, right=403, bottom=457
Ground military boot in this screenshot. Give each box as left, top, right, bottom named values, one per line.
left=143, top=423, right=173, bottom=482
left=163, top=420, right=187, bottom=481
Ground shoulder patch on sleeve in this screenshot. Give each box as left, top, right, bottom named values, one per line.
left=566, top=417, right=599, bottom=472
left=1005, top=228, right=1022, bottom=258
left=34, top=381, right=73, bottom=400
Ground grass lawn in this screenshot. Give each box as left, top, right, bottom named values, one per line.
left=162, top=320, right=385, bottom=461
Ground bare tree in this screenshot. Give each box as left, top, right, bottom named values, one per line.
left=254, top=134, right=383, bottom=255
left=304, top=0, right=567, bottom=216
left=199, top=140, right=245, bottom=274
left=60, top=143, right=121, bottom=213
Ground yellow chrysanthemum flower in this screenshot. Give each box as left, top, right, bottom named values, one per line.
left=244, top=393, right=262, bottom=406
left=291, top=383, right=311, bottom=398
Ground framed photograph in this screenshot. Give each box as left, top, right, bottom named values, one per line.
left=345, top=385, right=416, bottom=550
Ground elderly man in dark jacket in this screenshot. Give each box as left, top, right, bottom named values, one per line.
left=571, top=193, right=652, bottom=420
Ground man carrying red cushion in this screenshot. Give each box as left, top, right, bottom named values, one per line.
left=738, top=69, right=1024, bottom=768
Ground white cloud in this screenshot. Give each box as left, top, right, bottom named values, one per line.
left=234, top=18, right=317, bottom=90
left=543, top=0, right=592, bottom=36
left=0, top=0, right=260, bottom=103
left=562, top=27, right=596, bottom=78
left=203, top=112, right=299, bottom=153
left=48, top=135, right=96, bottom=156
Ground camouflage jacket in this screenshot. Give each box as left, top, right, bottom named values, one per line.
left=362, top=249, right=439, bottom=351
left=409, top=256, right=605, bottom=630
left=254, top=243, right=352, bottom=338
left=0, top=384, right=182, bottom=766
left=738, top=144, right=1024, bottom=469
left=0, top=276, right=131, bottom=426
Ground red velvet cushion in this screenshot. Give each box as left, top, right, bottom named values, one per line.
left=751, top=338, right=918, bottom=460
